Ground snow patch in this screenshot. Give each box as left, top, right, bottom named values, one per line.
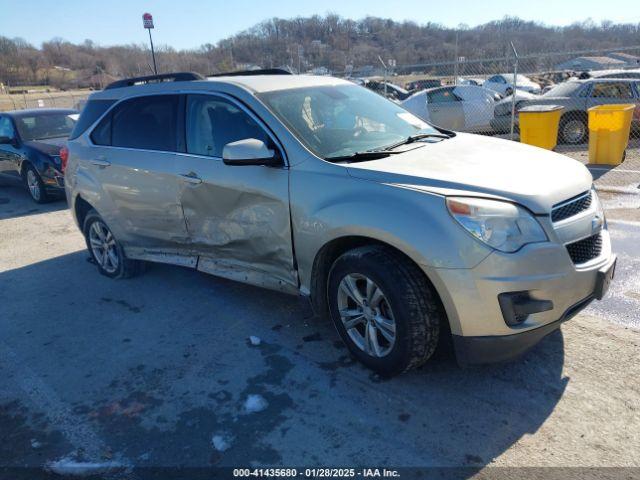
left=244, top=394, right=268, bottom=413
left=248, top=335, right=261, bottom=346
left=211, top=433, right=233, bottom=452
left=30, top=439, right=41, bottom=449
left=45, top=456, right=124, bottom=477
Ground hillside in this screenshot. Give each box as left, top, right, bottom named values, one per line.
left=1, top=15, right=640, bottom=88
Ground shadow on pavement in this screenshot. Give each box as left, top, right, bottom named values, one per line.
left=0, top=248, right=567, bottom=474
left=0, top=177, right=67, bottom=221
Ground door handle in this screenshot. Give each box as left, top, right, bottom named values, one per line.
left=91, top=157, right=111, bottom=167
left=179, top=172, right=202, bottom=184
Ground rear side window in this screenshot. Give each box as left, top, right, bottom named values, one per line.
left=69, top=99, right=115, bottom=140
left=590, top=82, right=634, bottom=99
left=427, top=89, right=460, bottom=103
left=97, top=95, right=179, bottom=151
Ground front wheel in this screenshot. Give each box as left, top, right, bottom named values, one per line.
left=83, top=210, right=143, bottom=279
left=327, top=246, right=445, bottom=376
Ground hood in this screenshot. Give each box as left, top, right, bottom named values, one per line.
left=346, top=133, right=592, bottom=214
left=24, top=137, right=67, bottom=156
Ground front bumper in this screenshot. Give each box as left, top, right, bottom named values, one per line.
left=453, top=294, right=593, bottom=366
left=425, top=222, right=615, bottom=365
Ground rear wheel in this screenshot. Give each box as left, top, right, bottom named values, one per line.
left=83, top=210, right=143, bottom=279
left=327, top=245, right=445, bottom=376
left=560, top=114, right=588, bottom=144
left=23, top=165, right=50, bottom=204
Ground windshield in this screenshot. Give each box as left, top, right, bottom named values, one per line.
left=258, top=84, right=438, bottom=159
left=15, top=113, right=76, bottom=141
left=542, top=81, right=582, bottom=97
left=500, top=74, right=531, bottom=83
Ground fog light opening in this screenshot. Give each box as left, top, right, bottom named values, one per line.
left=498, top=291, right=554, bottom=327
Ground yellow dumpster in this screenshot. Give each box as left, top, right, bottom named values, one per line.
left=588, top=104, right=635, bottom=165
left=518, top=105, right=564, bottom=150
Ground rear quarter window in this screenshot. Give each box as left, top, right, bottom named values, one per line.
left=69, top=99, right=116, bottom=140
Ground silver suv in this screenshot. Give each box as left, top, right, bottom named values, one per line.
left=64, top=71, right=616, bottom=376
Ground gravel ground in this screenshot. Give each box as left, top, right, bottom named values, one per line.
left=0, top=172, right=639, bottom=477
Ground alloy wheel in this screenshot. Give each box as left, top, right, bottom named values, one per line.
left=26, top=170, right=41, bottom=201
left=337, top=273, right=396, bottom=357
left=563, top=119, right=587, bottom=144
left=89, top=221, right=120, bottom=274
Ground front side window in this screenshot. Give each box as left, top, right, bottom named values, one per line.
left=258, top=84, right=436, bottom=159
left=590, top=82, right=634, bottom=99
left=14, top=113, right=76, bottom=141
left=108, top=95, right=179, bottom=151
left=186, top=95, right=271, bottom=158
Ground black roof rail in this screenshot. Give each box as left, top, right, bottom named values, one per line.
left=104, top=72, right=204, bottom=90
left=208, top=68, right=293, bottom=77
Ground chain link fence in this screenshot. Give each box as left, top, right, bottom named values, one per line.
left=0, top=90, right=91, bottom=112
left=340, top=46, right=640, bottom=166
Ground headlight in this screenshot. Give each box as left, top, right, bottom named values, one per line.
left=446, top=197, right=547, bottom=253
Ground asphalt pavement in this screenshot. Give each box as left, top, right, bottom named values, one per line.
left=1, top=171, right=639, bottom=477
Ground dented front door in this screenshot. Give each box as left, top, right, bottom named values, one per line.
left=177, top=94, right=297, bottom=293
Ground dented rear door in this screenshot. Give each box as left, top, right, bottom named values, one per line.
left=177, top=94, right=297, bottom=293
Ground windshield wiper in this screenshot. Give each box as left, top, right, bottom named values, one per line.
left=382, top=132, right=451, bottom=151
left=325, top=150, right=394, bottom=163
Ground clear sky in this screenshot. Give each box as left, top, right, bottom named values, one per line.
left=1, top=0, right=638, bottom=50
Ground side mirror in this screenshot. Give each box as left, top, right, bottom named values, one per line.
left=222, top=138, right=282, bottom=166
left=0, top=136, right=15, bottom=145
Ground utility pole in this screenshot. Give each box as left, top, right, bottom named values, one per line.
left=142, top=13, right=158, bottom=75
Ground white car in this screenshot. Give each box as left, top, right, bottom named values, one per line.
left=401, top=85, right=500, bottom=133
left=483, top=74, right=541, bottom=96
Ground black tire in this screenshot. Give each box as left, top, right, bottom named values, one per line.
left=23, top=164, right=50, bottom=204
left=559, top=113, right=588, bottom=144
left=83, top=210, right=143, bottom=279
left=327, top=245, right=446, bottom=376
left=505, top=87, right=513, bottom=96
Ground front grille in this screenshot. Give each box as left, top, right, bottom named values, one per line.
left=566, top=233, right=602, bottom=264
left=552, top=191, right=592, bottom=222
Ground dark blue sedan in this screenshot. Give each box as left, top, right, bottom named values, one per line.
left=0, top=108, right=78, bottom=203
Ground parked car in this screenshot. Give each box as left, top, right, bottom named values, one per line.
left=456, top=77, right=484, bottom=87
left=363, top=80, right=411, bottom=101
left=492, top=78, right=640, bottom=143
left=401, top=85, right=501, bottom=133
left=65, top=71, right=616, bottom=376
left=0, top=108, right=77, bottom=202
left=575, top=69, right=640, bottom=80
left=406, top=78, right=442, bottom=92
left=483, top=74, right=541, bottom=96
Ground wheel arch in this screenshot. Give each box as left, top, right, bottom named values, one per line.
left=74, top=195, right=94, bottom=231
left=309, top=235, right=450, bottom=332
left=560, top=109, right=587, bottom=123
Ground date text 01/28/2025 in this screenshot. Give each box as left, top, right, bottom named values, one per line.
left=232, top=468, right=401, bottom=477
